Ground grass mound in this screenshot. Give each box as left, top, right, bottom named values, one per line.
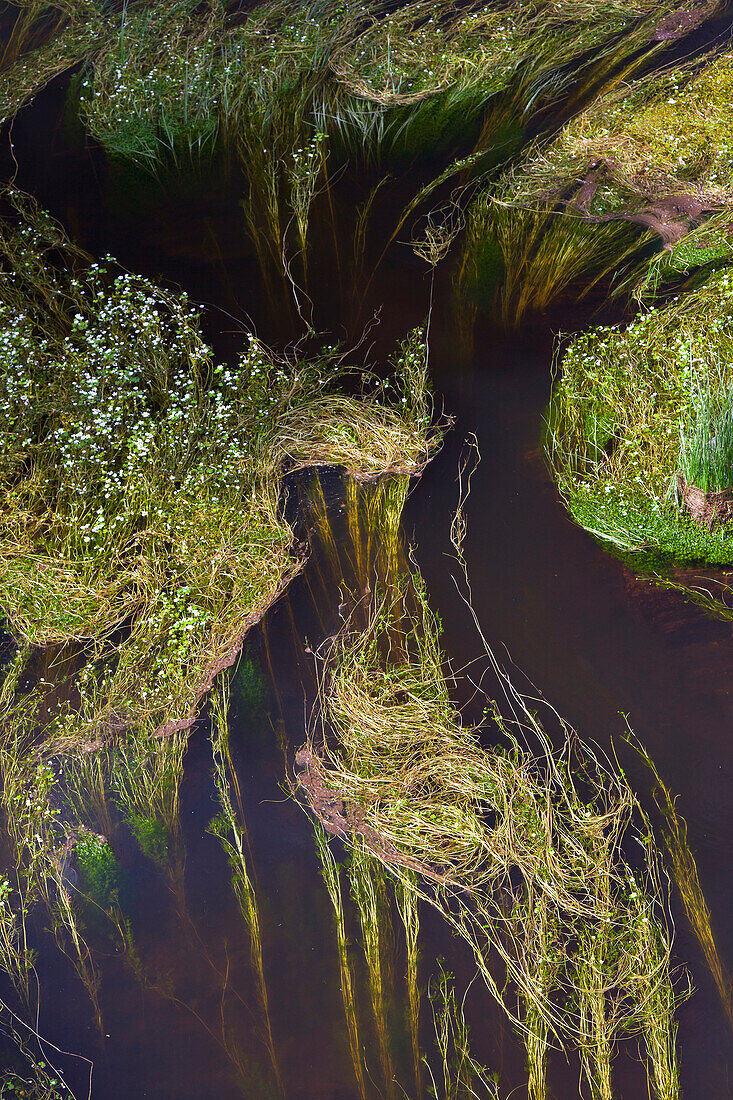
left=512, top=47, right=733, bottom=217
left=461, top=39, right=733, bottom=323
left=548, top=269, right=733, bottom=564
left=0, top=191, right=439, bottom=745
left=298, top=576, right=683, bottom=1100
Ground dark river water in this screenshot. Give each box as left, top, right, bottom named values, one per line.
left=1, top=74, right=732, bottom=1100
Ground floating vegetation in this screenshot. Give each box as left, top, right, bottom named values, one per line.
left=0, top=0, right=106, bottom=129
left=0, top=191, right=437, bottom=750
left=297, top=575, right=684, bottom=1099
left=547, top=268, right=733, bottom=565
left=462, top=36, right=733, bottom=323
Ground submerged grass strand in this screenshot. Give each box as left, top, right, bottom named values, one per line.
left=314, top=824, right=368, bottom=1100
left=348, top=847, right=396, bottom=1099
left=394, top=872, right=422, bottom=1100
left=209, top=681, right=284, bottom=1098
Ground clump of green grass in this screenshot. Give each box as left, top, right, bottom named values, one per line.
left=77, top=0, right=225, bottom=173
left=326, top=0, right=701, bottom=165
left=0, top=192, right=438, bottom=748
left=73, top=0, right=712, bottom=302
left=74, top=829, right=121, bottom=911
left=679, top=373, right=733, bottom=494
left=78, top=0, right=354, bottom=292
left=517, top=47, right=733, bottom=217
left=298, top=575, right=684, bottom=1099
left=548, top=267, right=733, bottom=564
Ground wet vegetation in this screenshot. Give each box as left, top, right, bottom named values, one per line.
left=299, top=569, right=683, bottom=1100
left=548, top=269, right=733, bottom=566
left=0, top=0, right=731, bottom=1095
left=460, top=38, right=733, bottom=324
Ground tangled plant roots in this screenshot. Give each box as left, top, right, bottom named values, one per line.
left=297, top=576, right=684, bottom=1100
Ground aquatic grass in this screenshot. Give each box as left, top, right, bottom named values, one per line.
left=72, top=0, right=709, bottom=303
left=679, top=372, right=733, bottom=494
left=110, top=732, right=186, bottom=868
left=427, top=961, right=499, bottom=1100
left=298, top=572, right=683, bottom=1099
left=0, top=0, right=106, bottom=129
left=547, top=267, right=733, bottom=564
left=458, top=196, right=645, bottom=325
left=326, top=0, right=692, bottom=166
left=60, top=747, right=114, bottom=840
left=465, top=38, right=733, bottom=320
left=79, top=0, right=357, bottom=293
left=313, top=823, right=368, bottom=1100
left=302, top=470, right=411, bottom=600
left=208, top=680, right=284, bottom=1098
left=348, top=846, right=396, bottom=1099
left=394, top=871, right=422, bottom=1099
left=0, top=195, right=438, bottom=751
left=632, top=737, right=733, bottom=1033
left=0, top=673, right=104, bottom=1031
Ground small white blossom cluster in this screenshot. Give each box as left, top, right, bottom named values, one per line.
left=0, top=259, right=224, bottom=553
left=80, top=15, right=224, bottom=165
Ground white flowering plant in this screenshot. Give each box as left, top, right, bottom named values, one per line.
left=0, top=198, right=438, bottom=744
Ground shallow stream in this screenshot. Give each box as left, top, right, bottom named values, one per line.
left=0, top=71, right=732, bottom=1100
